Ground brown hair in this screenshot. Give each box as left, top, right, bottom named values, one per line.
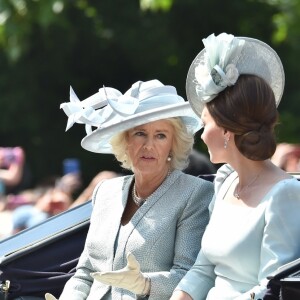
left=206, top=74, right=278, bottom=160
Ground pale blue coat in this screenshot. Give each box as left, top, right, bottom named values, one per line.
left=59, top=169, right=213, bottom=300
left=176, top=164, right=300, bottom=300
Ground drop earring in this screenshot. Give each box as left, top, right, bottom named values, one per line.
left=224, top=137, right=229, bottom=149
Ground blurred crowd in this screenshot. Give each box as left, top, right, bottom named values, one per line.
left=271, top=143, right=300, bottom=172
left=1, top=142, right=298, bottom=240
left=0, top=147, right=119, bottom=239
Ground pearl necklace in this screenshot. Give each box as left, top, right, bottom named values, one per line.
left=234, top=173, right=260, bottom=199
left=132, top=184, right=147, bottom=207
left=132, top=169, right=172, bottom=207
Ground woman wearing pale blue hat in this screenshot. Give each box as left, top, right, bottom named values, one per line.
left=45, top=79, right=214, bottom=299
left=170, top=33, right=300, bottom=300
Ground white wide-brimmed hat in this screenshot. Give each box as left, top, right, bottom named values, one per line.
left=60, top=79, right=202, bottom=154
left=186, top=33, right=285, bottom=117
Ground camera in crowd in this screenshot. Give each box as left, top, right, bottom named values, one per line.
left=0, top=147, right=24, bottom=168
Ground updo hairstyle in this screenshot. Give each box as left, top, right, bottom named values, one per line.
left=206, top=74, right=278, bottom=161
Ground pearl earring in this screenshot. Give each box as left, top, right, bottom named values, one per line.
left=167, top=156, right=172, bottom=162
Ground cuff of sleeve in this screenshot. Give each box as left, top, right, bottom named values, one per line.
left=137, top=275, right=151, bottom=298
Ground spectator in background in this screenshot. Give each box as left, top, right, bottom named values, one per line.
left=70, top=170, right=119, bottom=208
left=0, top=171, right=80, bottom=238
left=11, top=187, right=72, bottom=234
left=271, top=143, right=300, bottom=172
left=0, top=147, right=25, bottom=196
left=1, top=171, right=81, bottom=212
left=55, top=172, right=82, bottom=198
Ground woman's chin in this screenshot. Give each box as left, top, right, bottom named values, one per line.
left=208, top=152, right=214, bottom=163
left=208, top=153, right=220, bottom=165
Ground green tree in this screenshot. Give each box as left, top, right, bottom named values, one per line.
left=0, top=0, right=299, bottom=186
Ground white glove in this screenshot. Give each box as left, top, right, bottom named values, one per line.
left=45, top=293, right=58, bottom=300
left=91, top=252, right=150, bottom=296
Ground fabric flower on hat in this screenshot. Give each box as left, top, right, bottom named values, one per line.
left=224, top=64, right=239, bottom=86
left=194, top=33, right=245, bottom=102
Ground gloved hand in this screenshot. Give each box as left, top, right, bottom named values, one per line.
left=45, top=293, right=58, bottom=300
left=91, top=252, right=150, bottom=296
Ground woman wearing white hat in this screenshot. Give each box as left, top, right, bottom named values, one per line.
left=170, top=33, right=300, bottom=300
left=45, top=79, right=214, bottom=299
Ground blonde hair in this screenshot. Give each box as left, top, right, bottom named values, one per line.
left=110, top=118, right=194, bottom=171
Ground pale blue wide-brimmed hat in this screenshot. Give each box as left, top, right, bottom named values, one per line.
left=60, top=79, right=202, bottom=154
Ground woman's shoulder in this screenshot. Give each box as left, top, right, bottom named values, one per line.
left=176, top=171, right=214, bottom=202
left=267, top=177, right=300, bottom=198
left=100, top=174, right=131, bottom=183
left=264, top=177, right=300, bottom=220
left=173, top=171, right=214, bottom=206
left=178, top=170, right=214, bottom=186
left=215, top=163, right=234, bottom=177
left=92, top=175, right=132, bottom=198
left=213, top=164, right=235, bottom=192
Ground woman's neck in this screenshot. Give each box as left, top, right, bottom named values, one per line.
left=134, top=169, right=171, bottom=199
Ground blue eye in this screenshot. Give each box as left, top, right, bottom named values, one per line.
left=157, top=133, right=166, bottom=139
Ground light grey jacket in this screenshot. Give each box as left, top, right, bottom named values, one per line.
left=59, top=170, right=213, bottom=300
